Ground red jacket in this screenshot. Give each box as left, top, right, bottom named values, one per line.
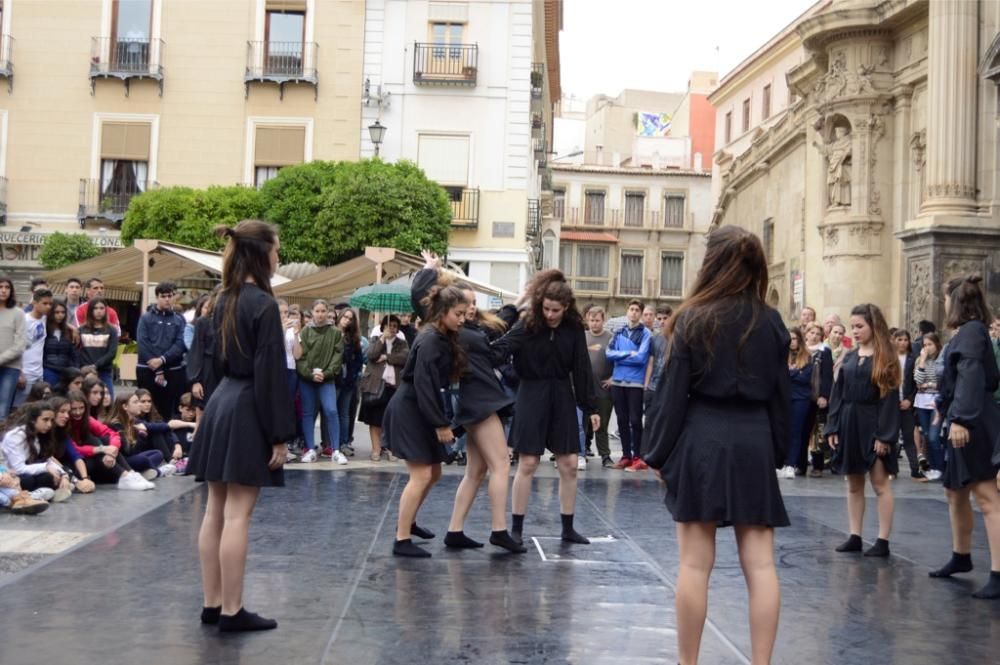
left=68, top=416, right=122, bottom=457
left=75, top=301, right=122, bottom=334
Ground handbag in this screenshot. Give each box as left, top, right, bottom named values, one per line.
left=809, top=351, right=823, bottom=402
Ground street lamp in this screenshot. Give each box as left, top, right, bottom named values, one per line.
left=368, top=120, right=386, bottom=156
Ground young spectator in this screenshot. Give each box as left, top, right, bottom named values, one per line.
left=398, top=312, right=419, bottom=347
left=63, top=389, right=150, bottom=490
left=914, top=332, right=943, bottom=480
left=802, top=323, right=834, bottom=477
left=74, top=278, right=122, bottom=334
left=82, top=376, right=109, bottom=422
left=643, top=304, right=673, bottom=416
left=0, top=275, right=25, bottom=419
left=53, top=367, right=84, bottom=397
left=893, top=329, right=923, bottom=482
left=42, top=298, right=79, bottom=387
left=137, top=282, right=187, bottom=419
left=184, top=294, right=210, bottom=350
left=335, top=308, right=364, bottom=457
left=607, top=299, right=652, bottom=470
left=174, top=392, right=198, bottom=459
left=296, top=299, right=345, bottom=464
left=187, top=291, right=220, bottom=417
left=64, top=277, right=84, bottom=325
left=77, top=297, right=118, bottom=396
left=0, top=445, right=50, bottom=514
left=13, top=288, right=52, bottom=408
left=109, top=393, right=173, bottom=480
left=641, top=304, right=656, bottom=332
left=913, top=319, right=937, bottom=357
left=277, top=299, right=303, bottom=456
left=1, top=400, right=72, bottom=501
left=22, top=278, right=49, bottom=314
left=134, top=387, right=184, bottom=466
left=584, top=306, right=614, bottom=467
left=828, top=321, right=848, bottom=377
left=781, top=328, right=814, bottom=479
left=25, top=381, right=52, bottom=403
left=359, top=315, right=409, bottom=461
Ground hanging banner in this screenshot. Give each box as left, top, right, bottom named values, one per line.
left=636, top=112, right=672, bottom=137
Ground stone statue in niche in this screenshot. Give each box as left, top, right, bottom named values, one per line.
left=814, top=125, right=852, bottom=208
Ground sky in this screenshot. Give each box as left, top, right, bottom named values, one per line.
left=559, top=0, right=819, bottom=100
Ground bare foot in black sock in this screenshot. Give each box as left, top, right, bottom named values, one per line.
left=218, top=608, right=277, bottom=632
left=972, top=571, right=1000, bottom=599
left=201, top=606, right=221, bottom=625
left=864, top=538, right=890, bottom=558
left=393, top=538, right=431, bottom=558
left=929, top=552, right=973, bottom=578
left=411, top=523, right=435, bottom=540
left=511, top=513, right=525, bottom=546
left=444, top=531, right=484, bottom=548
left=560, top=514, right=590, bottom=544
left=835, top=534, right=862, bottom=552
left=490, top=529, right=527, bottom=553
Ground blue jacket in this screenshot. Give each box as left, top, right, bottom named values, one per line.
left=606, top=323, right=652, bottom=386
left=137, top=306, right=187, bottom=369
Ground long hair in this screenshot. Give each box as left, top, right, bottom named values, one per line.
left=109, top=394, right=138, bottom=450
left=40, top=396, right=70, bottom=460
left=945, top=274, right=991, bottom=328
left=5, top=400, right=54, bottom=454
left=339, top=309, right=362, bottom=353
left=522, top=269, right=584, bottom=332
left=46, top=298, right=77, bottom=344
left=419, top=284, right=468, bottom=382
left=789, top=328, right=810, bottom=369
left=0, top=275, right=15, bottom=309
left=922, top=332, right=942, bottom=359
left=134, top=387, right=165, bottom=422
left=84, top=297, right=111, bottom=331
left=215, top=220, right=279, bottom=360
left=81, top=376, right=108, bottom=421
left=461, top=288, right=507, bottom=335
left=53, top=367, right=82, bottom=397
left=666, top=225, right=768, bottom=360
left=850, top=303, right=899, bottom=397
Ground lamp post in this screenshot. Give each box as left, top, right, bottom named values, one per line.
left=368, top=120, right=386, bottom=157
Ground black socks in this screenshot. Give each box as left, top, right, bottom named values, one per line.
left=511, top=513, right=525, bottom=545
left=393, top=538, right=431, bottom=558
left=560, top=514, right=590, bottom=545
left=972, top=571, right=1000, bottom=599
left=444, top=531, right=484, bottom=549
left=864, top=538, right=890, bottom=558
left=929, top=552, right=973, bottom=578
left=218, top=608, right=277, bottom=632
left=835, top=534, right=863, bottom=552
left=200, top=606, right=221, bottom=625
left=490, top=529, right=528, bottom=553
left=411, top=523, right=436, bottom=540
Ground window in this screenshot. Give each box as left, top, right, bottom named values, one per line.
left=559, top=243, right=572, bottom=273
left=254, top=125, right=305, bottom=188
left=552, top=189, right=565, bottom=219
left=418, top=134, right=470, bottom=186
left=664, top=194, right=685, bottom=228
left=624, top=192, right=645, bottom=227
left=100, top=122, right=151, bottom=209
left=724, top=111, right=732, bottom=144
left=542, top=230, right=556, bottom=270
left=265, top=4, right=305, bottom=77
left=576, top=245, right=609, bottom=291
left=762, top=219, right=774, bottom=264
left=742, top=98, right=751, bottom=132
left=431, top=22, right=463, bottom=59
left=619, top=251, right=644, bottom=296
left=112, top=0, right=152, bottom=71
left=762, top=84, right=771, bottom=121
left=660, top=252, right=684, bottom=297
left=584, top=191, right=605, bottom=225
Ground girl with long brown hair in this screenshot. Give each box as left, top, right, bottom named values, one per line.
left=825, top=303, right=900, bottom=558
left=491, top=268, right=597, bottom=547
left=780, top=327, right=813, bottom=479
left=187, top=220, right=296, bottom=631
left=928, top=275, right=1000, bottom=598
left=382, top=278, right=468, bottom=558
left=643, top=225, right=790, bottom=665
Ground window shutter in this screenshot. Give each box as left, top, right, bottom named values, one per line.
left=255, top=126, right=306, bottom=166
left=101, top=122, right=151, bottom=160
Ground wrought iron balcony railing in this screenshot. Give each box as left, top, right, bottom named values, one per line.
left=245, top=40, right=318, bottom=99
left=413, top=42, right=478, bottom=86
left=89, top=36, right=164, bottom=95
left=0, top=35, right=13, bottom=92
left=448, top=188, right=480, bottom=228
left=78, top=178, right=154, bottom=227
left=560, top=207, right=668, bottom=229
left=527, top=198, right=541, bottom=239
left=531, top=62, right=544, bottom=99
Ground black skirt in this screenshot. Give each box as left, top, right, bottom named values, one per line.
left=358, top=384, right=396, bottom=428
left=508, top=378, right=579, bottom=456
left=187, top=376, right=283, bottom=487
left=943, top=427, right=999, bottom=490
left=455, top=365, right=513, bottom=426
left=831, top=401, right=899, bottom=476
left=664, top=400, right=789, bottom=527
left=382, top=382, right=448, bottom=464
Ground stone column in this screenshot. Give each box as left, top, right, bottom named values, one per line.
left=921, top=0, right=978, bottom=214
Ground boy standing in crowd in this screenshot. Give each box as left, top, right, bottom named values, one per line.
left=584, top=306, right=614, bottom=468
left=644, top=305, right=672, bottom=416
left=14, top=288, right=51, bottom=407
left=137, top=282, right=187, bottom=419
left=607, top=299, right=652, bottom=470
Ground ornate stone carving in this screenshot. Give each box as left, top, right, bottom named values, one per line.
left=813, top=52, right=878, bottom=104
left=814, top=124, right=852, bottom=208
left=943, top=257, right=985, bottom=283
left=906, top=258, right=932, bottom=331
left=927, top=182, right=978, bottom=199
left=875, top=45, right=890, bottom=68
left=825, top=226, right=840, bottom=247
left=867, top=114, right=886, bottom=216
left=910, top=130, right=926, bottom=172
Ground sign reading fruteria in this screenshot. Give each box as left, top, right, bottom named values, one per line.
left=0, top=231, right=123, bottom=267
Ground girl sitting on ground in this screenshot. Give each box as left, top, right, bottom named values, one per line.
left=1, top=400, right=73, bottom=502
left=109, top=393, right=172, bottom=481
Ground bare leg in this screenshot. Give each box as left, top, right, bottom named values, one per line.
left=473, top=415, right=513, bottom=531
left=971, top=481, right=1000, bottom=571
left=447, top=436, right=487, bottom=532
left=219, top=483, right=260, bottom=616
left=675, top=521, right=717, bottom=665
left=555, top=453, right=579, bottom=515
left=735, top=525, right=780, bottom=665
left=869, top=460, right=894, bottom=540
left=198, top=481, right=227, bottom=608
left=511, top=454, right=540, bottom=516
left=846, top=473, right=865, bottom=536
left=946, top=487, right=974, bottom=554
left=370, top=426, right=382, bottom=457
left=396, top=462, right=436, bottom=540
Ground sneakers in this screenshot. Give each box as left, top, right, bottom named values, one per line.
left=601, top=456, right=614, bottom=468
left=577, top=456, right=586, bottom=471
left=9, top=491, right=49, bottom=515
left=158, top=463, right=177, bottom=477
left=918, top=455, right=930, bottom=473
left=29, top=487, right=55, bottom=501
left=781, top=466, right=796, bottom=479
left=300, top=449, right=319, bottom=463
left=118, top=472, right=154, bottom=491
left=141, top=469, right=159, bottom=481
left=584, top=447, right=595, bottom=458
left=320, top=447, right=334, bottom=459
left=332, top=450, right=349, bottom=465
left=612, top=457, right=633, bottom=470
left=624, top=459, right=648, bottom=473
left=456, top=452, right=467, bottom=466
left=52, top=486, right=73, bottom=503
left=341, top=444, right=355, bottom=457
left=925, top=469, right=943, bottom=481
left=809, top=469, right=823, bottom=478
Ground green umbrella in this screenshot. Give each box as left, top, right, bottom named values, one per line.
left=349, top=283, right=412, bottom=312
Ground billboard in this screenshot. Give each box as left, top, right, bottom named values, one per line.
left=636, top=111, right=672, bottom=137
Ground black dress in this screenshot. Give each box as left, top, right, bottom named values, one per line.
left=491, top=308, right=595, bottom=456
left=824, top=351, right=900, bottom=476
left=186, top=316, right=220, bottom=408
left=187, top=285, right=296, bottom=487
left=938, top=320, right=1000, bottom=490
left=643, top=300, right=791, bottom=527
left=382, top=328, right=453, bottom=464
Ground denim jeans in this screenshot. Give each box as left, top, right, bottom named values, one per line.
left=915, top=407, right=944, bottom=471
left=98, top=369, right=114, bottom=399
left=576, top=408, right=585, bottom=455
left=300, top=380, right=339, bottom=451
left=11, top=375, right=40, bottom=410
left=611, top=385, right=644, bottom=459
left=43, top=367, right=64, bottom=387
left=336, top=384, right=355, bottom=448
left=0, top=366, right=20, bottom=419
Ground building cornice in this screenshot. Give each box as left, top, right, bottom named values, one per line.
left=550, top=164, right=711, bottom=178
left=797, top=0, right=927, bottom=52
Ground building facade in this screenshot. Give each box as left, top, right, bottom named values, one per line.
left=0, top=0, right=365, bottom=289
left=359, top=0, right=561, bottom=296
left=711, top=0, right=1000, bottom=329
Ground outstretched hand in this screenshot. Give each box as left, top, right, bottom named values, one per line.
left=421, top=250, right=442, bottom=270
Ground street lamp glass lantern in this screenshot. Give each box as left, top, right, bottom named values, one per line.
left=368, top=120, right=386, bottom=148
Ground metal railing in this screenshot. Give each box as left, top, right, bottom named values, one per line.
left=561, top=207, right=669, bottom=229
left=78, top=178, right=154, bottom=225
left=527, top=198, right=540, bottom=238
left=0, top=34, right=13, bottom=79
left=90, top=36, right=163, bottom=77
left=531, top=62, right=544, bottom=99
left=245, top=40, right=318, bottom=81
left=413, top=42, right=478, bottom=85
left=448, top=188, right=480, bottom=227
left=533, top=138, right=547, bottom=166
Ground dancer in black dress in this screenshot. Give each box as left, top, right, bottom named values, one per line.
left=491, top=270, right=597, bottom=546
left=928, top=275, right=1000, bottom=598
left=187, top=220, right=296, bottom=632
left=384, top=280, right=468, bottom=558
left=825, top=304, right=900, bottom=557
left=187, top=289, right=220, bottom=420
left=643, top=226, right=790, bottom=665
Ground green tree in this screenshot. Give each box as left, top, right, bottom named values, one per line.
left=261, top=159, right=451, bottom=265
left=121, top=185, right=263, bottom=250
left=38, top=232, right=101, bottom=270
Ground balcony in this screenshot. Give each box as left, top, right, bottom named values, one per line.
left=413, top=42, right=478, bottom=86
left=447, top=187, right=480, bottom=228
left=533, top=138, right=547, bottom=167
left=89, top=37, right=164, bottom=96
left=78, top=178, right=154, bottom=227
left=531, top=62, right=544, bottom=99
left=0, top=35, right=13, bottom=92
left=0, top=176, right=7, bottom=225
left=527, top=198, right=540, bottom=238
left=245, top=41, right=318, bottom=100
left=560, top=207, right=668, bottom=229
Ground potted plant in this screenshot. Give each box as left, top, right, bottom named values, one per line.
left=530, top=70, right=543, bottom=89
left=462, top=65, right=476, bottom=80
